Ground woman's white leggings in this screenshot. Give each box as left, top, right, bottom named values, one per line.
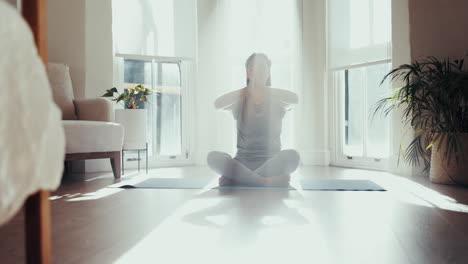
left=207, top=149, right=300, bottom=186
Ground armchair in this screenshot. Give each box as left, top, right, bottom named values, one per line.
left=47, top=63, right=124, bottom=178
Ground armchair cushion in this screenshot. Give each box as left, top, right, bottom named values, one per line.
left=47, top=63, right=77, bottom=120
left=62, top=120, right=124, bottom=154
left=74, top=98, right=114, bottom=122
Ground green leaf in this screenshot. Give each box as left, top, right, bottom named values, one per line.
left=425, top=140, right=435, bottom=150
left=135, top=84, right=145, bottom=91
left=115, top=93, right=125, bottom=103
left=102, top=87, right=119, bottom=97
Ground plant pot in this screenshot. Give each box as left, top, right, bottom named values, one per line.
left=115, top=109, right=147, bottom=150
left=429, top=133, right=468, bottom=185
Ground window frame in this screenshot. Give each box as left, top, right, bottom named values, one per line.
left=329, top=59, right=393, bottom=171
left=115, top=53, right=195, bottom=168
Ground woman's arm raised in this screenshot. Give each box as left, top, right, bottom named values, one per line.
left=214, top=88, right=246, bottom=110
left=270, top=88, right=298, bottom=105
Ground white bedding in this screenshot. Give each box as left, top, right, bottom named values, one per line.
left=0, top=2, right=65, bottom=225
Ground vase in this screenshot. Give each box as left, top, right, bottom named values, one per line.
left=429, top=133, right=468, bottom=185
left=115, top=109, right=147, bottom=150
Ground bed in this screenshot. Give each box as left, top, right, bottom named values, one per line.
left=0, top=1, right=64, bottom=263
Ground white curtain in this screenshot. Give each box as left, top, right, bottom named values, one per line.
left=112, top=0, right=196, bottom=57
left=328, top=0, right=392, bottom=69
left=196, top=0, right=303, bottom=160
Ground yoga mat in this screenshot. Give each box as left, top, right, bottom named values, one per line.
left=115, top=178, right=213, bottom=189
left=111, top=178, right=385, bottom=191
left=300, top=179, right=385, bottom=191
left=112, top=178, right=294, bottom=190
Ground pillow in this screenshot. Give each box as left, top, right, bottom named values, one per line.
left=47, top=62, right=77, bottom=120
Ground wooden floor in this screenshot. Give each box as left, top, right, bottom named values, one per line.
left=1, top=166, right=468, bottom=264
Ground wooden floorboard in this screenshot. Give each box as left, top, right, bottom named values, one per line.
left=1, top=166, right=468, bottom=264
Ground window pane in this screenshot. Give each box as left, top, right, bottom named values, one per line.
left=342, top=63, right=391, bottom=159
left=119, top=59, right=184, bottom=158
left=123, top=59, right=152, bottom=89
left=344, top=68, right=365, bottom=157
left=154, top=62, right=182, bottom=156
left=366, top=63, right=391, bottom=158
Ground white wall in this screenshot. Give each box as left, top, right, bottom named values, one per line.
left=301, top=0, right=329, bottom=165
left=390, top=0, right=413, bottom=176
left=83, top=0, right=115, bottom=172
left=48, top=0, right=113, bottom=99
left=409, top=0, right=468, bottom=60
left=48, top=0, right=86, bottom=172
left=85, top=0, right=113, bottom=98
left=4, top=0, right=16, bottom=7
left=194, top=0, right=218, bottom=164
left=48, top=0, right=86, bottom=99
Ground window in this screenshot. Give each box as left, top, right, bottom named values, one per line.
left=328, top=0, right=392, bottom=169
left=114, top=55, right=192, bottom=164
left=339, top=63, right=391, bottom=158
left=153, top=61, right=183, bottom=157
left=112, top=0, right=196, bottom=167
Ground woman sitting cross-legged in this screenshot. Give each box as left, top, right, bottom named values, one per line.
left=207, top=53, right=300, bottom=187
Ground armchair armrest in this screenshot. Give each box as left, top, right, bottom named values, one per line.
left=74, top=98, right=114, bottom=122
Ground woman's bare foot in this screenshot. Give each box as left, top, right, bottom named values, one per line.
left=262, top=174, right=291, bottom=187
left=218, top=176, right=234, bottom=186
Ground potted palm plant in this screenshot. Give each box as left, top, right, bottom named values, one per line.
left=102, top=84, right=152, bottom=150
left=374, top=57, right=468, bottom=185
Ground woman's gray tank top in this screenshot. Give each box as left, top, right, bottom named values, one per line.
left=232, top=92, right=287, bottom=161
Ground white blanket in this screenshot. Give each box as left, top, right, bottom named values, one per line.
left=0, top=2, right=65, bottom=225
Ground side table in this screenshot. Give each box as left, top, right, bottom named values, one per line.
left=122, top=142, right=148, bottom=175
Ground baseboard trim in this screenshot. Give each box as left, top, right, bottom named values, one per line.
left=195, top=150, right=211, bottom=166
left=299, top=150, right=331, bottom=166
